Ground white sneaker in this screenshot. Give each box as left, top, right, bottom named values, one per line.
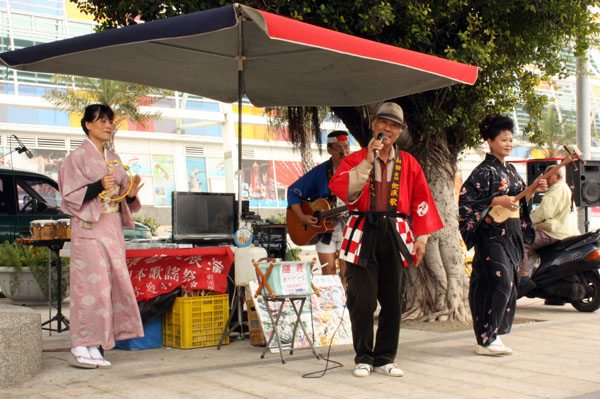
left=353, top=363, right=373, bottom=377
left=374, top=363, right=404, bottom=377
left=475, top=338, right=513, bottom=356
left=489, top=337, right=513, bottom=354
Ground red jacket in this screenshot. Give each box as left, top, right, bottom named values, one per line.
left=329, top=148, right=443, bottom=265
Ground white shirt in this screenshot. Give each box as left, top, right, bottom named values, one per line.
left=530, top=180, right=579, bottom=239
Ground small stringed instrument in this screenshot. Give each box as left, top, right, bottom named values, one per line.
left=286, top=198, right=348, bottom=246
left=486, top=146, right=584, bottom=225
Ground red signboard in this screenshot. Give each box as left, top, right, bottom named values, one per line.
left=126, top=247, right=234, bottom=302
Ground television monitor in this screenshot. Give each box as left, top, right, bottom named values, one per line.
left=172, top=192, right=237, bottom=244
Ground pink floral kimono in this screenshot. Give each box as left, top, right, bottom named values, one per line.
left=59, top=139, right=143, bottom=349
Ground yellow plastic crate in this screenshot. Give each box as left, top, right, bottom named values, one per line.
left=162, top=294, right=229, bottom=349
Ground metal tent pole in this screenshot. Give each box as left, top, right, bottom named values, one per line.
left=236, top=4, right=244, bottom=224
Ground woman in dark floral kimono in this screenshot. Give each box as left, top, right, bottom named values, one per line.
left=459, top=115, right=546, bottom=356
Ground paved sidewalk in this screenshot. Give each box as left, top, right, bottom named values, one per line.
left=1, top=297, right=599, bottom=399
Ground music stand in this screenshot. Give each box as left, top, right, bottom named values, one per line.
left=31, top=239, right=70, bottom=333
left=253, top=258, right=320, bottom=364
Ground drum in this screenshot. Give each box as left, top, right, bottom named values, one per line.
left=56, top=218, right=71, bottom=240
left=30, top=219, right=57, bottom=241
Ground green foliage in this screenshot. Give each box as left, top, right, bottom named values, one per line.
left=44, top=75, right=170, bottom=150
left=0, top=241, right=22, bottom=269
left=286, top=247, right=302, bottom=261
left=134, top=215, right=160, bottom=235
left=528, top=106, right=577, bottom=158
left=0, top=241, right=69, bottom=301
left=266, top=106, right=328, bottom=173
left=75, top=0, right=600, bottom=175
left=265, top=212, right=287, bottom=224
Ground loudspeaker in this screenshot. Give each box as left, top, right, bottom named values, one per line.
left=566, top=160, right=600, bottom=207
left=527, top=160, right=558, bottom=204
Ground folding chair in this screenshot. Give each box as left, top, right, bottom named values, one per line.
left=253, top=258, right=320, bottom=364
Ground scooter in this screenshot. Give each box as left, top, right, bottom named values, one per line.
left=518, top=229, right=600, bottom=312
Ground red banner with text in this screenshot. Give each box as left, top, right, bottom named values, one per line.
left=126, top=247, right=234, bottom=302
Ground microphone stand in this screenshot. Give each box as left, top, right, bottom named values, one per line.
left=0, top=147, right=28, bottom=160
left=0, top=135, right=31, bottom=167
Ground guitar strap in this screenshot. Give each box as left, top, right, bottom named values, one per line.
left=325, top=159, right=337, bottom=204
left=320, top=159, right=336, bottom=245
left=344, top=150, right=412, bottom=266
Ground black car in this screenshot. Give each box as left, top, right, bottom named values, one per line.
left=0, top=167, right=151, bottom=242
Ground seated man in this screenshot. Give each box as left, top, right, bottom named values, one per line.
left=519, top=165, right=579, bottom=287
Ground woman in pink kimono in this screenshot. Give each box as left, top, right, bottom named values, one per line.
left=59, top=104, right=144, bottom=369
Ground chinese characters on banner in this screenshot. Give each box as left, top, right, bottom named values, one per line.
left=279, top=262, right=310, bottom=296
left=125, top=247, right=234, bottom=302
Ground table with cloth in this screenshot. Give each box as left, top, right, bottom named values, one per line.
left=125, top=247, right=234, bottom=302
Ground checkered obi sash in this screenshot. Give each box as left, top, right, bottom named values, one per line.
left=341, top=211, right=413, bottom=267
left=340, top=151, right=414, bottom=267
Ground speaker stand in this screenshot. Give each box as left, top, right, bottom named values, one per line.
left=585, top=207, right=590, bottom=233
left=217, top=285, right=245, bottom=349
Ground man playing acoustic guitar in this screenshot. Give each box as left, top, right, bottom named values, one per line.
left=287, top=131, right=351, bottom=285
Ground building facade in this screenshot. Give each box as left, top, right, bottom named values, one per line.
left=0, top=0, right=357, bottom=225
left=3, top=1, right=600, bottom=227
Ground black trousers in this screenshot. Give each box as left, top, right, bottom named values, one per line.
left=469, top=219, right=521, bottom=346
left=346, top=217, right=406, bottom=366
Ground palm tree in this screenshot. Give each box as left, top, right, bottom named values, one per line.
left=528, top=106, right=576, bottom=158
left=267, top=106, right=329, bottom=173
left=44, top=76, right=170, bottom=151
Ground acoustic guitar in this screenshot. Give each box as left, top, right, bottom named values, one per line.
left=486, top=146, right=583, bottom=225
left=287, top=198, right=348, bottom=246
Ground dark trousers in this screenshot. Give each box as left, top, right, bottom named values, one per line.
left=469, top=222, right=520, bottom=346
left=519, top=230, right=558, bottom=277
left=345, top=217, right=406, bottom=366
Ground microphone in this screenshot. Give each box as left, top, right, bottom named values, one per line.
left=374, top=133, right=385, bottom=159
left=12, top=135, right=33, bottom=159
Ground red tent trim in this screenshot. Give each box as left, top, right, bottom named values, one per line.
left=257, top=10, right=478, bottom=85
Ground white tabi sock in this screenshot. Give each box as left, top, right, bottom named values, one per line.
left=88, top=345, right=111, bottom=367
left=71, top=346, right=90, bottom=358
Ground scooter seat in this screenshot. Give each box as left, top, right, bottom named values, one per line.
left=540, top=230, right=600, bottom=253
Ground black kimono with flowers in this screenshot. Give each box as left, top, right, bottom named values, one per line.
left=458, top=153, right=534, bottom=346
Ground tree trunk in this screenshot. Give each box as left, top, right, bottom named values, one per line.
left=106, top=130, right=116, bottom=152
left=105, top=124, right=120, bottom=152
left=402, top=170, right=471, bottom=322
left=300, top=145, right=314, bottom=174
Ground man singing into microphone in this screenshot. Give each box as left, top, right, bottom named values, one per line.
left=287, top=131, right=351, bottom=285
left=329, top=102, right=443, bottom=378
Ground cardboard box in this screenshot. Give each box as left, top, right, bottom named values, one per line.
left=246, top=297, right=265, bottom=346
